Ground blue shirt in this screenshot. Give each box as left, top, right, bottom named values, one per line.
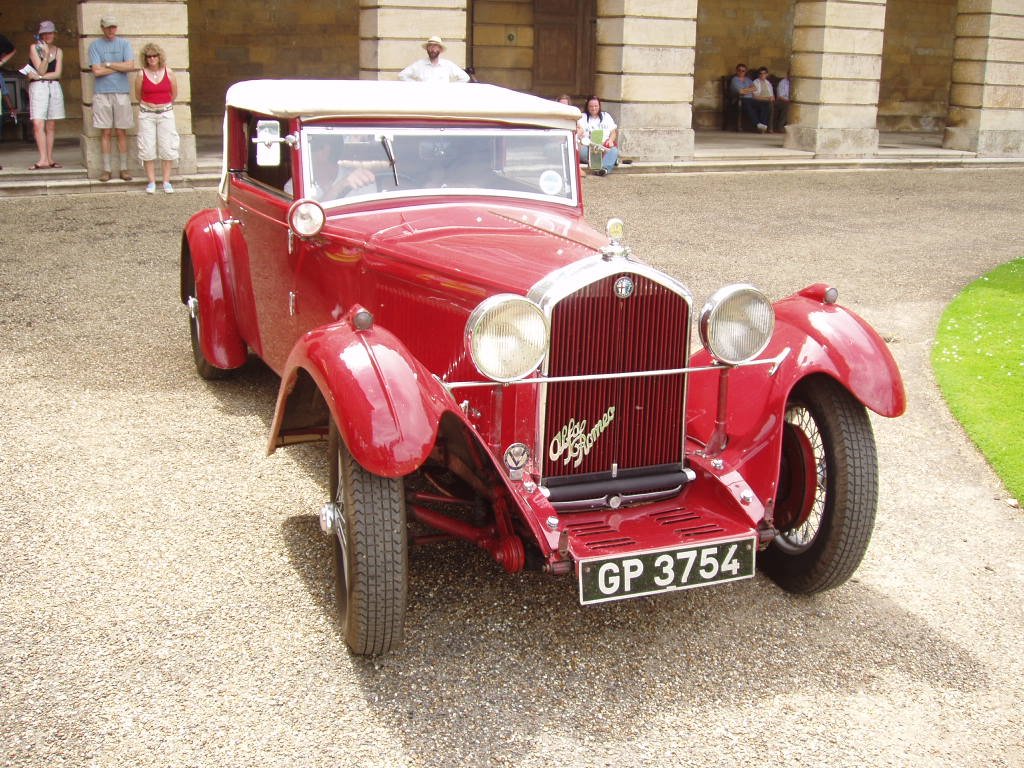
left=730, top=75, right=753, bottom=98
left=89, top=37, right=134, bottom=94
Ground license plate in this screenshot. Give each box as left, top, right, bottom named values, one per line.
left=577, top=536, right=757, bottom=605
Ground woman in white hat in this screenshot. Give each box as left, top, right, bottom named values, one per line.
left=397, top=36, right=470, bottom=82
left=27, top=20, right=65, bottom=170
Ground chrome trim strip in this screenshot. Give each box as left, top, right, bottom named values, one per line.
left=527, top=255, right=694, bottom=312
left=549, top=484, right=684, bottom=512
left=442, top=349, right=791, bottom=391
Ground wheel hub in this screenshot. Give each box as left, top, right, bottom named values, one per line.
left=775, top=417, right=818, bottom=532
left=319, top=501, right=341, bottom=535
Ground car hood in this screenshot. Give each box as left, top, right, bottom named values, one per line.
left=325, top=202, right=609, bottom=296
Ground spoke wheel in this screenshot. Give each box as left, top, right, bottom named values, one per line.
left=183, top=254, right=230, bottom=380
left=329, top=422, right=408, bottom=655
left=761, top=377, right=878, bottom=594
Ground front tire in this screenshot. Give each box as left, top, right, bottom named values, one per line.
left=329, top=422, right=408, bottom=655
left=182, top=254, right=230, bottom=380
left=761, top=377, right=878, bottom=594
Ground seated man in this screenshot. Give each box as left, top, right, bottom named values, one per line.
left=774, top=71, right=791, bottom=132
left=749, top=67, right=774, bottom=133
left=729, top=63, right=759, bottom=131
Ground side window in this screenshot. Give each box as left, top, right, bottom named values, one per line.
left=244, top=115, right=291, bottom=192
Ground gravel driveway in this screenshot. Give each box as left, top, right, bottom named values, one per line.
left=2, top=169, right=1022, bottom=767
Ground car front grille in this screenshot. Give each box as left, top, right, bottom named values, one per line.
left=541, top=272, right=689, bottom=483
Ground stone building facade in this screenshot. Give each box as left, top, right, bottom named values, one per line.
left=1, top=0, right=1021, bottom=173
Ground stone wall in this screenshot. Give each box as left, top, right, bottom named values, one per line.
left=471, top=0, right=533, bottom=90
left=2, top=3, right=82, bottom=139
left=1, top=0, right=987, bottom=141
left=879, top=0, right=957, bottom=131
left=187, top=0, right=360, bottom=135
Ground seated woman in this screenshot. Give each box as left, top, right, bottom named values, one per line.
left=576, top=96, right=619, bottom=176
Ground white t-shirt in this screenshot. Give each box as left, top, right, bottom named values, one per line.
left=577, top=111, right=617, bottom=142
left=752, top=78, right=774, bottom=100
left=398, top=58, right=470, bottom=83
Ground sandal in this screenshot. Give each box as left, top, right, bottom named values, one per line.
left=49, top=162, right=63, bottom=169
left=29, top=163, right=48, bottom=170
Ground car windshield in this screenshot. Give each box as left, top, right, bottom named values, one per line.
left=297, top=126, right=578, bottom=207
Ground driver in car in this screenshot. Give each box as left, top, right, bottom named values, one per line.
left=286, top=136, right=377, bottom=200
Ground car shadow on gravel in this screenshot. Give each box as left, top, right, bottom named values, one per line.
left=191, top=355, right=282, bottom=418
left=280, top=512, right=988, bottom=762
left=201, top=351, right=987, bottom=763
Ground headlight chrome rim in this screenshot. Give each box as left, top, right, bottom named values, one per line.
left=699, top=284, right=775, bottom=365
left=466, top=294, right=550, bottom=382
left=288, top=198, right=326, bottom=238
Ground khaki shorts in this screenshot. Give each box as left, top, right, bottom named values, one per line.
left=93, top=92, right=134, bottom=130
left=137, top=109, right=180, bottom=162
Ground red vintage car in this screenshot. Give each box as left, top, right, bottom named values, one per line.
left=181, top=80, right=905, bottom=655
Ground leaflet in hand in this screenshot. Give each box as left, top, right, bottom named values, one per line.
left=19, top=64, right=39, bottom=76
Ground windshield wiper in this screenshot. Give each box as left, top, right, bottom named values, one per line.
left=379, top=135, right=399, bottom=187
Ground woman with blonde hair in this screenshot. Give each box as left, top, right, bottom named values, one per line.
left=134, top=42, right=179, bottom=193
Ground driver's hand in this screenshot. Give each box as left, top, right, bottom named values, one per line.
left=345, top=168, right=376, bottom=190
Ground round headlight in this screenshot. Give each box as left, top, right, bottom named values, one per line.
left=467, top=295, right=549, bottom=382
left=699, top=284, right=775, bottom=365
left=288, top=198, right=325, bottom=238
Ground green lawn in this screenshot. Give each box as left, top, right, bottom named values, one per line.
left=932, top=258, right=1024, bottom=502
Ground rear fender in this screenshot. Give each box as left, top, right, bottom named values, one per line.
left=686, top=287, right=905, bottom=504
left=181, top=210, right=247, bottom=369
left=268, top=313, right=454, bottom=477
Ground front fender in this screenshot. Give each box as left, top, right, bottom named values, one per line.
left=689, top=288, right=905, bottom=437
left=686, top=288, right=905, bottom=505
left=774, top=288, right=906, bottom=418
left=268, top=317, right=454, bottom=477
left=182, top=210, right=247, bottom=369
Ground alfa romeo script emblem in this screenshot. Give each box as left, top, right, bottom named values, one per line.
left=614, top=276, right=635, bottom=299
left=549, top=407, right=616, bottom=468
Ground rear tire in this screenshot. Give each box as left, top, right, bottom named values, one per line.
left=329, top=422, right=408, bottom=655
left=761, top=377, right=878, bottom=594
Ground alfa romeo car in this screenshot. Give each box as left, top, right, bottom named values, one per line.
left=181, top=80, right=905, bottom=655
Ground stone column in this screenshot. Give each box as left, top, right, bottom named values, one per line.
left=945, top=0, right=1024, bottom=155
left=594, top=0, right=696, bottom=161
left=359, top=0, right=469, bottom=80
left=785, top=0, right=886, bottom=156
left=78, top=1, right=196, bottom=178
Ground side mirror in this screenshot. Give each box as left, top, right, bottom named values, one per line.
left=252, top=121, right=298, bottom=166
left=253, top=120, right=281, bottom=166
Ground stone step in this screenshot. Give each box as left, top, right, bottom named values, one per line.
left=0, top=171, right=221, bottom=197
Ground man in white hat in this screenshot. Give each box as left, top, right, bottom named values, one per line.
left=88, top=15, right=136, bottom=181
left=398, top=36, right=470, bottom=83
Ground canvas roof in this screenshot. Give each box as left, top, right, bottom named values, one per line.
left=224, top=80, right=581, bottom=130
